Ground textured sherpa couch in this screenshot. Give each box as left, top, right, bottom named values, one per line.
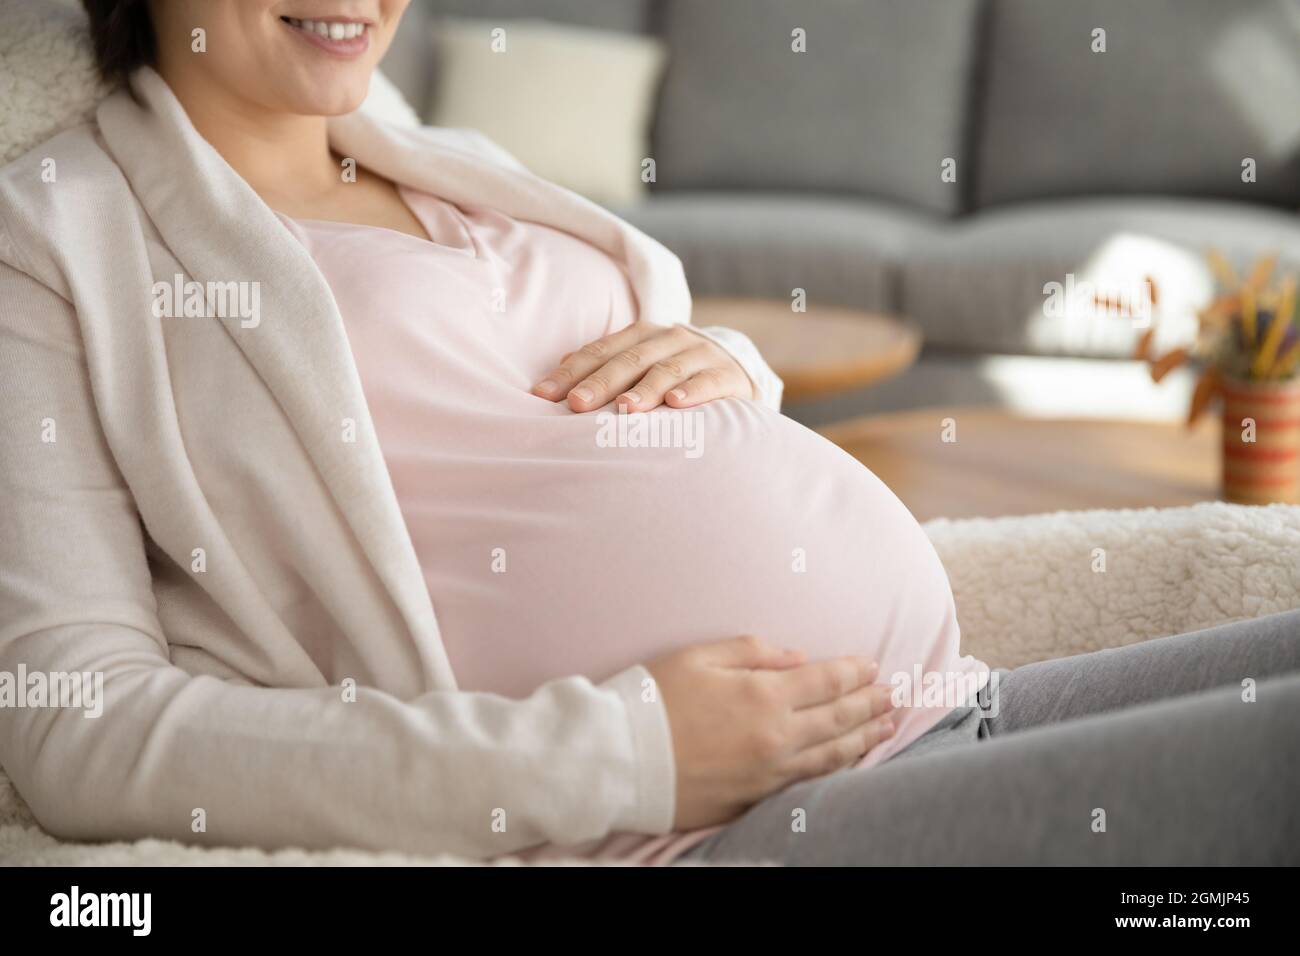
left=3, top=1, right=1300, bottom=865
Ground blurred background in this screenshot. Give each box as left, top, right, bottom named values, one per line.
left=379, top=0, right=1300, bottom=519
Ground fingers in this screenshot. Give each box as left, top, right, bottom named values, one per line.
left=699, top=634, right=807, bottom=670
left=570, top=333, right=694, bottom=412
left=788, top=683, right=895, bottom=751
left=618, top=346, right=718, bottom=412
left=530, top=324, right=754, bottom=413
left=774, top=656, right=880, bottom=709
left=531, top=322, right=679, bottom=411
left=782, top=713, right=897, bottom=782
left=530, top=323, right=648, bottom=405
left=663, top=363, right=755, bottom=407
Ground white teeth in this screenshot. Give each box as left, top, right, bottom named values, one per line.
left=286, top=17, right=367, bottom=40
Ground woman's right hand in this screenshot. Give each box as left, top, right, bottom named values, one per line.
left=645, top=635, right=896, bottom=830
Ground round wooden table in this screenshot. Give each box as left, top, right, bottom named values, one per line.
left=692, top=297, right=922, bottom=402
left=817, top=407, right=1220, bottom=523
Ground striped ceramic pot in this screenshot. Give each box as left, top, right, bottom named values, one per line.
left=1220, top=376, right=1300, bottom=504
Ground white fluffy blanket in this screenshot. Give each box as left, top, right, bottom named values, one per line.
left=3, top=501, right=1297, bottom=865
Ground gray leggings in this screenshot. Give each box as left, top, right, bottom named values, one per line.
left=682, top=608, right=1300, bottom=865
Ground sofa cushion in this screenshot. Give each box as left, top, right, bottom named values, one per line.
left=976, top=0, right=1300, bottom=209
left=900, top=197, right=1300, bottom=356
left=383, top=0, right=650, bottom=115
left=428, top=19, right=666, bottom=205
left=614, top=192, right=934, bottom=313
left=651, top=0, right=981, bottom=216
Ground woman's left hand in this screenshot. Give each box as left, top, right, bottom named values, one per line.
left=531, top=322, right=756, bottom=413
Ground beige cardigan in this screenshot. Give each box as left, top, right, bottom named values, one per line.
left=0, top=68, right=781, bottom=858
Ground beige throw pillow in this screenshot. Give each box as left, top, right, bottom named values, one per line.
left=427, top=18, right=667, bottom=206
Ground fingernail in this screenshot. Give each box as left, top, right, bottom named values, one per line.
left=880, top=717, right=895, bottom=735
left=669, top=388, right=687, bottom=401
left=619, top=391, right=640, bottom=407
left=535, top=379, right=558, bottom=395
left=572, top=386, right=593, bottom=403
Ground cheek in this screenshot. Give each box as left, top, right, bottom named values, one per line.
left=193, top=21, right=295, bottom=97
left=364, top=21, right=403, bottom=68
left=382, top=0, right=414, bottom=29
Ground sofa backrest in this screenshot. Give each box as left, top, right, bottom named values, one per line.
left=975, top=0, right=1300, bottom=210
left=649, top=0, right=982, bottom=217
left=426, top=0, right=649, bottom=32
left=386, top=0, right=1300, bottom=214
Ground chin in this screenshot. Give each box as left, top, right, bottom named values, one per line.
left=279, top=79, right=371, bottom=117
left=265, top=11, right=387, bottom=114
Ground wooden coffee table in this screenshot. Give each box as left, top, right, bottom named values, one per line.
left=692, top=297, right=921, bottom=402
left=818, top=407, right=1220, bottom=522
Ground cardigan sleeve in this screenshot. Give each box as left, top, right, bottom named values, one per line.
left=0, top=259, right=675, bottom=858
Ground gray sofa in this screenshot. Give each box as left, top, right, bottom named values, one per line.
left=383, top=0, right=1300, bottom=417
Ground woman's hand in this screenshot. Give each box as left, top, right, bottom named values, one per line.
left=531, top=322, right=756, bottom=413
left=645, top=635, right=897, bottom=830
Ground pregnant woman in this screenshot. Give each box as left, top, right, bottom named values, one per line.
left=0, top=0, right=1296, bottom=865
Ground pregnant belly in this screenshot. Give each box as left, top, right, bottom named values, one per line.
left=393, top=399, right=987, bottom=765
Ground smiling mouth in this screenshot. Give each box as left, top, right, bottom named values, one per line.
left=280, top=16, right=372, bottom=54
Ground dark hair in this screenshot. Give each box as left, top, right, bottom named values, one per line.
left=81, top=0, right=157, bottom=87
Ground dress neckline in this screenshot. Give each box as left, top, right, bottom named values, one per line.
left=275, top=183, right=479, bottom=258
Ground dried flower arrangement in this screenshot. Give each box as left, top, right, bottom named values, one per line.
left=1096, top=254, right=1300, bottom=425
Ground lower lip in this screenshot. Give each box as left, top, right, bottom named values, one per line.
left=282, top=20, right=372, bottom=58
